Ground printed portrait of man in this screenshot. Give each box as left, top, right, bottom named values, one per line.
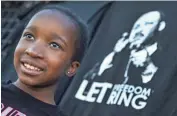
left=86, top=11, right=166, bottom=84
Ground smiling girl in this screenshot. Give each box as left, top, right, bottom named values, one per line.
left=2, top=4, right=89, bottom=116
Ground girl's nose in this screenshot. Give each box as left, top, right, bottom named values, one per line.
left=25, top=44, right=44, bottom=59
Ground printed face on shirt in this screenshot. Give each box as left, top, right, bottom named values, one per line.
left=14, top=9, right=79, bottom=87
left=128, top=11, right=161, bottom=48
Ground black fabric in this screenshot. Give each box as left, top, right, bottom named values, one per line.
left=59, top=1, right=177, bottom=116
left=1, top=81, right=65, bottom=116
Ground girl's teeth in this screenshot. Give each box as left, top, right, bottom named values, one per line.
left=24, top=63, right=41, bottom=71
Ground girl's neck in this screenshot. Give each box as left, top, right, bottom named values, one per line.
left=14, top=79, right=56, bottom=105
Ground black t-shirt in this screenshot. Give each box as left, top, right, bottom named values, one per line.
left=59, top=1, right=177, bottom=116
left=1, top=81, right=65, bottom=116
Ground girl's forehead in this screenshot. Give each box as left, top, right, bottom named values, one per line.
left=26, top=9, right=77, bottom=34
left=34, top=9, right=64, bottom=19
left=29, top=9, right=73, bottom=26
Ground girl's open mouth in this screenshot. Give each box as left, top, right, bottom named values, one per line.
left=21, top=62, right=44, bottom=76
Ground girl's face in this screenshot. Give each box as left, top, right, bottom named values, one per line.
left=14, top=10, right=79, bottom=87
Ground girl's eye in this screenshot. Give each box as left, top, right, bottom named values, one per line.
left=23, top=33, right=35, bottom=41
left=49, top=42, right=61, bottom=49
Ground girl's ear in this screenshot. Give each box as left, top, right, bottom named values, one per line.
left=65, top=61, right=80, bottom=77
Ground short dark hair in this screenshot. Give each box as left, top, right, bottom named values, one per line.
left=40, top=4, right=89, bottom=63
